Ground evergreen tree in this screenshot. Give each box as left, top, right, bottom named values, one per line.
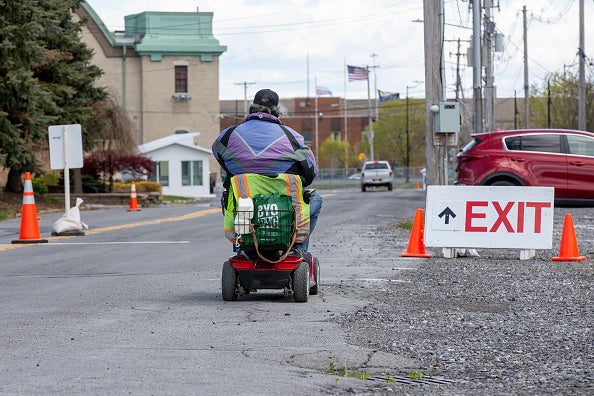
left=0, top=0, right=48, bottom=191
left=0, top=0, right=107, bottom=192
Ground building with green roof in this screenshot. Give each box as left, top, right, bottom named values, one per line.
left=76, top=2, right=226, bottom=155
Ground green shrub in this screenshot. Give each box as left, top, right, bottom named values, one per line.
left=107, top=181, right=162, bottom=194
left=38, top=172, right=60, bottom=186
left=31, top=178, right=48, bottom=196
left=137, top=181, right=162, bottom=193
left=82, top=174, right=106, bottom=193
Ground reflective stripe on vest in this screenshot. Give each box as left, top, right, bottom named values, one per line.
left=224, top=228, right=236, bottom=242
left=282, top=174, right=309, bottom=242
left=229, top=174, right=310, bottom=243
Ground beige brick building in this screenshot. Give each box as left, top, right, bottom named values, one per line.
left=76, top=3, right=226, bottom=160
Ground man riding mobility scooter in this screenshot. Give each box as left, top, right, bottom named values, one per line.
left=221, top=173, right=320, bottom=302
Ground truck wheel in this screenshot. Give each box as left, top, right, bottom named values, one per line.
left=222, top=261, right=238, bottom=301
left=387, top=183, right=393, bottom=191
left=293, top=261, right=309, bottom=302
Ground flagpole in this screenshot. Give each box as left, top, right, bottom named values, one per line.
left=366, top=66, right=374, bottom=161
left=343, top=59, right=348, bottom=143
left=315, top=76, right=319, bottom=160
left=306, top=53, right=310, bottom=99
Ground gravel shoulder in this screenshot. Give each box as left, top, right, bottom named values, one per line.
left=332, top=204, right=593, bottom=395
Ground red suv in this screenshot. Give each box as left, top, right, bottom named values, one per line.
left=455, top=129, right=594, bottom=206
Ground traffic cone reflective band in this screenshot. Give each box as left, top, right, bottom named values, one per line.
left=11, top=172, right=48, bottom=244
left=552, top=214, right=586, bottom=261
left=400, top=208, right=432, bottom=258
left=127, top=181, right=141, bottom=211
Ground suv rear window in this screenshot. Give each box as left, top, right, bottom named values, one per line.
left=460, top=137, right=481, bottom=153
left=504, top=134, right=562, bottom=153
left=364, top=163, right=389, bottom=170
left=567, top=134, right=594, bottom=156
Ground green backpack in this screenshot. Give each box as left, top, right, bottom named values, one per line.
left=241, top=193, right=295, bottom=247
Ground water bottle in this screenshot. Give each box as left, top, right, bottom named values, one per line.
left=234, top=197, right=254, bottom=235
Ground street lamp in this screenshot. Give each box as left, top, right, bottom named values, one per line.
left=405, top=81, right=423, bottom=183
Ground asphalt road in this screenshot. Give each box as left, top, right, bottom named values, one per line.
left=2, top=187, right=590, bottom=395
left=0, top=188, right=427, bottom=395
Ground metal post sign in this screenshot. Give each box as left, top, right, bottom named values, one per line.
left=425, top=185, right=555, bottom=249
left=48, top=124, right=83, bottom=170
left=48, top=124, right=84, bottom=213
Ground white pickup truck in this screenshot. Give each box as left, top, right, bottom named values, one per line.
left=360, top=160, right=393, bottom=192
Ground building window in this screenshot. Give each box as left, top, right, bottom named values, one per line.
left=175, top=65, right=188, bottom=93
left=149, top=161, right=169, bottom=186
left=331, top=131, right=341, bottom=140
left=302, top=130, right=312, bottom=146
left=181, top=160, right=203, bottom=186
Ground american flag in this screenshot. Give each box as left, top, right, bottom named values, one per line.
left=347, top=65, right=368, bottom=82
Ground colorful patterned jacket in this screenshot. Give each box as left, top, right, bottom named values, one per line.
left=212, top=112, right=318, bottom=188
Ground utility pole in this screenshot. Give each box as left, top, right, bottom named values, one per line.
left=370, top=53, right=379, bottom=120
left=472, top=0, right=483, bottom=133
left=514, top=90, right=518, bottom=129
left=405, top=81, right=423, bottom=184
left=406, top=88, right=410, bottom=183
left=547, top=80, right=552, bottom=128
left=423, top=0, right=444, bottom=186
left=235, top=81, right=256, bottom=117
left=366, top=66, right=374, bottom=161
left=484, top=0, right=495, bottom=132
left=578, top=0, right=586, bottom=130
left=523, top=6, right=529, bottom=129
left=453, top=39, right=464, bottom=101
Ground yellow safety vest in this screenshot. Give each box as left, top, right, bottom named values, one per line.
left=223, top=173, right=310, bottom=243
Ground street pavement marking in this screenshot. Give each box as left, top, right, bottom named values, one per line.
left=84, top=208, right=220, bottom=235
left=0, top=207, right=219, bottom=252
left=45, top=241, right=191, bottom=245
left=1, top=192, right=332, bottom=252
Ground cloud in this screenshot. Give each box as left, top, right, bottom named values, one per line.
left=88, top=0, right=593, bottom=100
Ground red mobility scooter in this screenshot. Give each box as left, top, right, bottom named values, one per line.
left=220, top=174, right=319, bottom=302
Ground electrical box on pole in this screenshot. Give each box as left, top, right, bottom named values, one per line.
left=432, top=102, right=460, bottom=133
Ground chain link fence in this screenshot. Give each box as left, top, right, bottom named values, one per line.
left=312, top=166, right=427, bottom=187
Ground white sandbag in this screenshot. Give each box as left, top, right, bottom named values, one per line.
left=52, top=198, right=89, bottom=234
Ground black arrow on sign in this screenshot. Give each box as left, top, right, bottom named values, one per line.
left=438, top=207, right=456, bottom=224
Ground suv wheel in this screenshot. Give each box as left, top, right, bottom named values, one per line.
left=490, top=180, right=516, bottom=186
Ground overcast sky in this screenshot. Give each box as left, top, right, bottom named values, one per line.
left=86, top=0, right=592, bottom=101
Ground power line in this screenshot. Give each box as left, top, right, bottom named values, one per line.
left=234, top=81, right=256, bottom=117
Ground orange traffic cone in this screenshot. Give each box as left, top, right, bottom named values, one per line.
left=11, top=172, right=48, bottom=244
left=127, top=181, right=141, bottom=211
left=400, top=208, right=432, bottom=258
left=552, top=214, right=586, bottom=261
left=415, top=182, right=420, bottom=190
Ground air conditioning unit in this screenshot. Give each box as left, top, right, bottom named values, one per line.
left=172, top=93, right=192, bottom=101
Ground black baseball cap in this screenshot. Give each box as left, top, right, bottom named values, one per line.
left=253, top=89, right=279, bottom=107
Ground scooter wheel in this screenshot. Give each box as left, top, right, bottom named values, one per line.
left=222, top=261, right=238, bottom=301
left=293, top=261, right=310, bottom=303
